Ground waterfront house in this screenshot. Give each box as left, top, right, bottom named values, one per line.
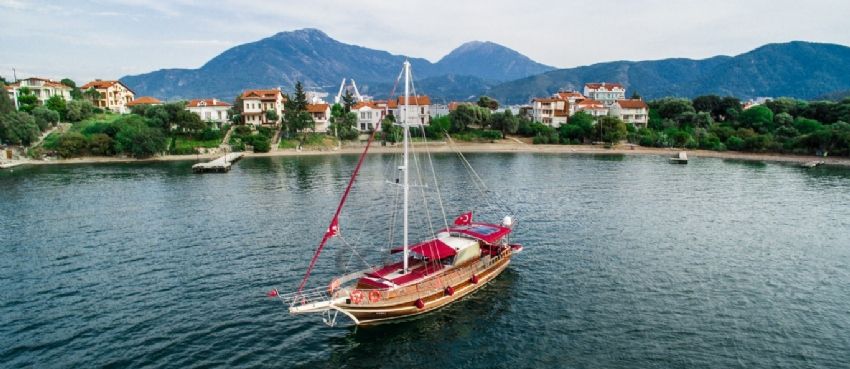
left=353, top=101, right=386, bottom=132
left=389, top=95, right=431, bottom=126
left=81, top=80, right=135, bottom=113
left=187, top=98, right=231, bottom=128
left=126, top=96, right=162, bottom=109
left=555, top=90, right=587, bottom=115
left=610, top=99, right=649, bottom=128
left=306, top=103, right=331, bottom=133
left=583, top=83, right=625, bottom=107
left=575, top=98, right=609, bottom=117
left=5, top=77, right=72, bottom=106
left=531, top=97, right=569, bottom=127
left=241, top=88, right=285, bottom=126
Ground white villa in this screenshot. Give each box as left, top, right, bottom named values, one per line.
left=583, top=83, right=626, bottom=107
left=574, top=98, right=609, bottom=117
left=241, top=88, right=285, bottom=126
left=389, top=95, right=431, bottom=126
left=6, top=77, right=73, bottom=106
left=187, top=98, right=231, bottom=127
left=531, top=97, right=569, bottom=127
left=353, top=101, right=386, bottom=132
left=610, top=99, right=649, bottom=128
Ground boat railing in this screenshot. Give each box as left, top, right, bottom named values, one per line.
left=278, top=286, right=331, bottom=308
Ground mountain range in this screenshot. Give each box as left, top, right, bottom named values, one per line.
left=120, top=28, right=553, bottom=102
left=121, top=29, right=850, bottom=104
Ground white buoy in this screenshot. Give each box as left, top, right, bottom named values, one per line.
left=502, top=216, right=513, bottom=228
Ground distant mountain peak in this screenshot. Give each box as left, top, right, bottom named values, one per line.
left=271, top=28, right=330, bottom=40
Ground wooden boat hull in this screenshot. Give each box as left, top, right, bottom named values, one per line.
left=336, top=249, right=512, bottom=325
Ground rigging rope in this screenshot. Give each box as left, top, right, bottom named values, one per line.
left=294, top=65, right=406, bottom=295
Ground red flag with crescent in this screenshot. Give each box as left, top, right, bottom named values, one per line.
left=454, top=211, right=473, bottom=226
left=325, top=218, right=340, bottom=239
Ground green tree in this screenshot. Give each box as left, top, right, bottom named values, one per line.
left=0, top=82, right=15, bottom=114
left=45, top=95, right=67, bottom=121
left=283, top=82, right=314, bottom=141
left=594, top=116, right=628, bottom=144
left=0, top=111, right=40, bottom=145
left=490, top=110, right=519, bottom=138
left=381, top=116, right=402, bottom=143
left=31, top=107, right=59, bottom=130
left=693, top=111, right=714, bottom=129
left=653, top=98, right=695, bottom=122
left=559, top=111, right=594, bottom=143
left=250, top=135, right=271, bottom=152
left=65, top=99, right=95, bottom=122
left=83, top=87, right=102, bottom=101
left=60, top=78, right=76, bottom=88
left=114, top=118, right=167, bottom=158
left=56, top=132, right=89, bottom=158
left=693, top=95, right=722, bottom=116
left=425, top=115, right=450, bottom=139
left=738, top=105, right=774, bottom=133
left=265, top=109, right=279, bottom=123
left=329, top=104, right=359, bottom=140
left=719, top=97, right=742, bottom=121
left=449, top=104, right=490, bottom=132
left=342, top=90, right=355, bottom=113
left=774, top=112, right=794, bottom=127
left=174, top=109, right=206, bottom=134
left=88, top=133, right=115, bottom=156
left=477, top=96, right=499, bottom=110
left=17, top=87, right=38, bottom=113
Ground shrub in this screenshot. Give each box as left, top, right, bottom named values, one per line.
left=250, top=135, right=271, bottom=152
left=56, top=132, right=89, bottom=158
left=88, top=133, right=115, bottom=156
left=726, top=136, right=745, bottom=151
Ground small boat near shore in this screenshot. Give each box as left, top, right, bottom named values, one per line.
left=801, top=160, right=824, bottom=168
left=669, top=151, right=688, bottom=164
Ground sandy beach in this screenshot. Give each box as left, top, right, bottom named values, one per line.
left=6, top=139, right=849, bottom=168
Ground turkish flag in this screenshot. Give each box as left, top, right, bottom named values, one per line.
left=454, top=211, right=473, bottom=226
left=325, top=218, right=340, bottom=239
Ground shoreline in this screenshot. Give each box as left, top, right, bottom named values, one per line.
left=5, top=141, right=849, bottom=168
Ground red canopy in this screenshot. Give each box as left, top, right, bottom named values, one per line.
left=390, top=239, right=457, bottom=259
left=446, top=223, right=511, bottom=244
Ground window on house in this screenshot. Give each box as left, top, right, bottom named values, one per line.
left=360, top=123, right=366, bottom=130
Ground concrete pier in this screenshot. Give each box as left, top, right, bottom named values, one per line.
left=192, top=153, right=244, bottom=173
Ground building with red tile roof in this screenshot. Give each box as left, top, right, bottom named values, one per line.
left=5, top=77, right=73, bottom=106
left=353, top=101, right=387, bottom=132
left=81, top=79, right=135, bottom=113
left=531, top=97, right=569, bottom=127
left=389, top=95, right=431, bottom=126
left=241, top=88, right=285, bottom=126
left=610, top=99, right=649, bottom=127
left=186, top=98, right=232, bottom=126
left=583, top=82, right=625, bottom=107
left=306, top=103, right=331, bottom=132
left=126, top=96, right=162, bottom=107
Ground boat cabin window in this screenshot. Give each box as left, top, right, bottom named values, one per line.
left=440, top=256, right=455, bottom=265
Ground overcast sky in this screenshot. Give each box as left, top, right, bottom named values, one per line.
left=2, top=0, right=849, bottom=84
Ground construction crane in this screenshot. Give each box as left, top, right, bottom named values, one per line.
left=334, top=78, right=364, bottom=104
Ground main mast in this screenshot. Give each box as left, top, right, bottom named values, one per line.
left=402, top=60, right=411, bottom=274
